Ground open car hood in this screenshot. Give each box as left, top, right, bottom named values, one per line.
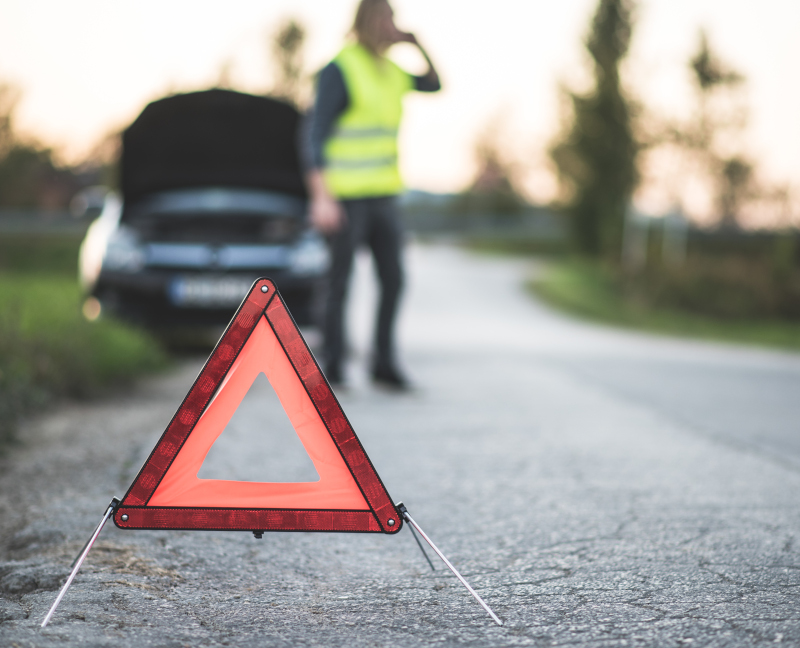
left=121, top=89, right=307, bottom=204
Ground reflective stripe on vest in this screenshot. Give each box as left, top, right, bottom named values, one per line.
left=323, top=44, right=412, bottom=199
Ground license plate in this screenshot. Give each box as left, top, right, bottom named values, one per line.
left=169, top=276, right=254, bottom=307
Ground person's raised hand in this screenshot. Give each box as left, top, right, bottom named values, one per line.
left=393, top=30, right=418, bottom=45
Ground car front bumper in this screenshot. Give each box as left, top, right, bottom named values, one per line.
left=92, top=269, right=323, bottom=327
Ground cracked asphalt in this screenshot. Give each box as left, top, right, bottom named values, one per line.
left=2, top=242, right=800, bottom=647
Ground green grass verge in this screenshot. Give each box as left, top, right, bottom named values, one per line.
left=0, top=232, right=85, bottom=275
left=531, top=260, right=800, bottom=352
left=0, top=273, right=168, bottom=448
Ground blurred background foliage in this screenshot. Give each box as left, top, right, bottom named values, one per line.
left=538, top=0, right=799, bottom=333
left=0, top=83, right=117, bottom=209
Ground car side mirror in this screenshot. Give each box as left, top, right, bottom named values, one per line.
left=70, top=186, right=110, bottom=219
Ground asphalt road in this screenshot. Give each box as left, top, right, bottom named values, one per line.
left=2, top=242, right=800, bottom=647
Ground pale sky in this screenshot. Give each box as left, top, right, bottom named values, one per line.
left=1, top=0, right=798, bottom=214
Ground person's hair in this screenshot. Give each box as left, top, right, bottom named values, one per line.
left=351, top=0, right=392, bottom=55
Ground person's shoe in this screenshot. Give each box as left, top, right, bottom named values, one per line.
left=371, top=364, right=413, bottom=392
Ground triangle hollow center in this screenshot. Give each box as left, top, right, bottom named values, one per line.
left=197, top=372, right=320, bottom=483
left=147, top=315, right=368, bottom=510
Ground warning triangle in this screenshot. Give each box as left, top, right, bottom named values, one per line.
left=114, top=278, right=401, bottom=534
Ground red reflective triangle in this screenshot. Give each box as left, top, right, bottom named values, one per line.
left=114, top=278, right=401, bottom=534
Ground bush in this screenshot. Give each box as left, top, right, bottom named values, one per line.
left=624, top=256, right=800, bottom=321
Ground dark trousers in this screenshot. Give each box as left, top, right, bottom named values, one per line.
left=323, top=196, right=404, bottom=376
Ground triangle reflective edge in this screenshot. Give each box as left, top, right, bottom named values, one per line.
left=113, top=278, right=401, bottom=534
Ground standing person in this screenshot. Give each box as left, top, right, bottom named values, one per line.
left=302, top=0, right=440, bottom=389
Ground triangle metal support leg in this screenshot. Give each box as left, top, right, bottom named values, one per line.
left=41, top=496, right=120, bottom=628
left=407, top=520, right=436, bottom=571
left=396, top=502, right=502, bottom=626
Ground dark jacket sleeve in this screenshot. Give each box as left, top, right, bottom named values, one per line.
left=300, top=63, right=349, bottom=172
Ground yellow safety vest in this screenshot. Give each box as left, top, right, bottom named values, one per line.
left=323, top=43, right=413, bottom=199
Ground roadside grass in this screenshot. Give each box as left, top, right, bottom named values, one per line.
left=531, top=260, right=800, bottom=352
left=0, top=233, right=84, bottom=275
left=0, top=242, right=168, bottom=449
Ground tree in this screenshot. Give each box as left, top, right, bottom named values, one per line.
left=0, top=83, right=20, bottom=158
left=550, top=0, right=638, bottom=258
left=681, top=31, right=751, bottom=228
left=0, top=83, right=74, bottom=208
left=269, top=19, right=308, bottom=107
left=0, top=82, right=96, bottom=209
left=72, top=128, right=122, bottom=191
left=460, top=123, right=527, bottom=216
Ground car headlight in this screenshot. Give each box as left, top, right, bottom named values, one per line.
left=102, top=226, right=145, bottom=272
left=290, top=235, right=329, bottom=275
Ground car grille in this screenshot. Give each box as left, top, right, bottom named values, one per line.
left=144, top=243, right=291, bottom=270
left=132, top=214, right=300, bottom=244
